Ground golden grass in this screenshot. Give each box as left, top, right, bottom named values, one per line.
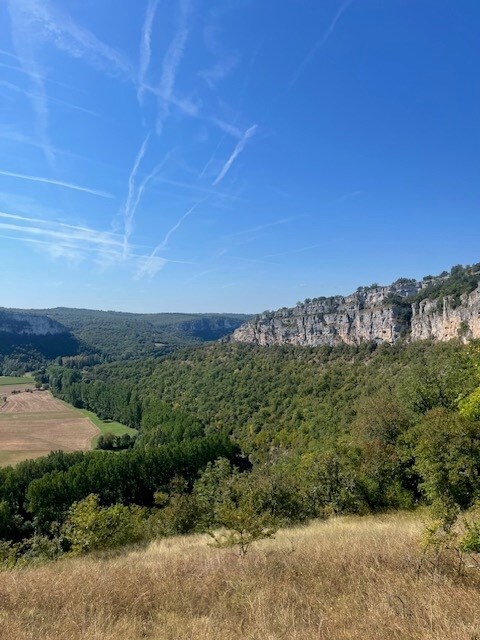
left=0, top=512, right=479, bottom=639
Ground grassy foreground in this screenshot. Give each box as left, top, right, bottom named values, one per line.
left=0, top=512, right=479, bottom=640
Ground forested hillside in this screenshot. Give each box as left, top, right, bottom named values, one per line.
left=2, top=336, right=470, bottom=563
left=0, top=307, right=249, bottom=374
left=38, top=308, right=249, bottom=358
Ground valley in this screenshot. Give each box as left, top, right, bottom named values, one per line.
left=0, top=261, right=479, bottom=640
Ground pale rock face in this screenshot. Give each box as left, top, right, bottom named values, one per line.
left=232, top=282, right=480, bottom=347
left=233, top=283, right=421, bottom=347
left=0, top=312, right=66, bottom=336
left=411, top=287, right=480, bottom=342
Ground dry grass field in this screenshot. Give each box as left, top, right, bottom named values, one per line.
left=0, top=512, right=479, bottom=640
left=0, top=388, right=98, bottom=466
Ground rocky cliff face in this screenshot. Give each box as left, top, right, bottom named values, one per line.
left=411, top=287, right=480, bottom=342
left=0, top=311, right=67, bottom=336
left=232, top=281, right=480, bottom=347
left=175, top=316, right=248, bottom=341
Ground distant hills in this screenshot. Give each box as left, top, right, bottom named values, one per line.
left=0, top=307, right=250, bottom=371
left=2, top=262, right=480, bottom=374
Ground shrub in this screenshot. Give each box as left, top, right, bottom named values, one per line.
left=62, top=494, right=148, bottom=555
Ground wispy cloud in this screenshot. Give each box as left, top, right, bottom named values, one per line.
left=0, top=48, right=19, bottom=60
left=232, top=216, right=300, bottom=238
left=0, top=220, right=121, bottom=248
left=0, top=79, right=99, bottom=117
left=227, top=255, right=278, bottom=267
left=290, top=0, right=353, bottom=87
left=13, top=0, right=133, bottom=80
left=184, top=267, right=218, bottom=284
left=0, top=168, right=113, bottom=198
left=155, top=177, right=239, bottom=201
left=159, top=199, right=206, bottom=251
left=212, top=124, right=258, bottom=186
left=199, top=54, right=240, bottom=89
left=7, top=2, right=54, bottom=165
left=0, top=126, right=48, bottom=152
left=209, top=117, right=243, bottom=139
left=0, top=208, right=125, bottom=264
left=122, top=133, right=165, bottom=255
left=0, top=211, right=116, bottom=237
left=333, top=190, right=362, bottom=203
left=134, top=254, right=168, bottom=277
left=0, top=209, right=191, bottom=272
left=214, top=217, right=304, bottom=265
left=156, top=0, right=191, bottom=132
left=138, top=0, right=161, bottom=104
left=137, top=198, right=206, bottom=278
left=264, top=244, right=319, bottom=259
left=0, top=61, right=73, bottom=90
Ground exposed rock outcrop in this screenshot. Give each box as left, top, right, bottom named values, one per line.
left=0, top=311, right=67, bottom=336
left=232, top=280, right=480, bottom=347
left=174, top=316, right=247, bottom=341
left=411, top=287, right=480, bottom=342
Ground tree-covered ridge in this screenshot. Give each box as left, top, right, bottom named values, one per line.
left=414, top=263, right=480, bottom=306
left=0, top=307, right=250, bottom=374
left=6, top=307, right=249, bottom=360
left=256, top=262, right=480, bottom=321
left=44, top=338, right=478, bottom=456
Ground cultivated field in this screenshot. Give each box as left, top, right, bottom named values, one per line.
left=0, top=512, right=479, bottom=640
left=0, top=387, right=98, bottom=466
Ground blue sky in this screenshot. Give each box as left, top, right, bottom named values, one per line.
left=0, top=0, right=479, bottom=313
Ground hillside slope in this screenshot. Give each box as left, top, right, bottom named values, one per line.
left=1, top=512, right=478, bottom=640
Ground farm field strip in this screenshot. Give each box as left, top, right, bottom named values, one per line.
left=0, top=392, right=67, bottom=414
left=0, top=388, right=99, bottom=466
left=74, top=407, right=137, bottom=446
left=0, top=384, right=35, bottom=396
left=0, top=411, right=79, bottom=420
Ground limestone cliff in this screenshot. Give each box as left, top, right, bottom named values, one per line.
left=411, top=287, right=480, bottom=342
left=0, top=310, right=67, bottom=336
left=232, top=277, right=480, bottom=347
left=173, top=316, right=248, bottom=341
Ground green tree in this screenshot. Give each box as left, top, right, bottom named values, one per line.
left=410, top=408, right=480, bottom=510
left=210, top=473, right=278, bottom=556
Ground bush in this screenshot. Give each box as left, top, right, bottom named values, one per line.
left=62, top=494, right=148, bottom=555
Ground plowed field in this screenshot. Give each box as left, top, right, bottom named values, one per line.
left=0, top=388, right=99, bottom=466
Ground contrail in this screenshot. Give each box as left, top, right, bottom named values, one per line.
left=0, top=168, right=113, bottom=198
left=122, top=132, right=151, bottom=255
left=138, top=0, right=161, bottom=104
left=212, top=124, right=258, bottom=186
left=137, top=198, right=207, bottom=278
left=290, top=0, right=354, bottom=87
left=157, top=0, right=191, bottom=132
